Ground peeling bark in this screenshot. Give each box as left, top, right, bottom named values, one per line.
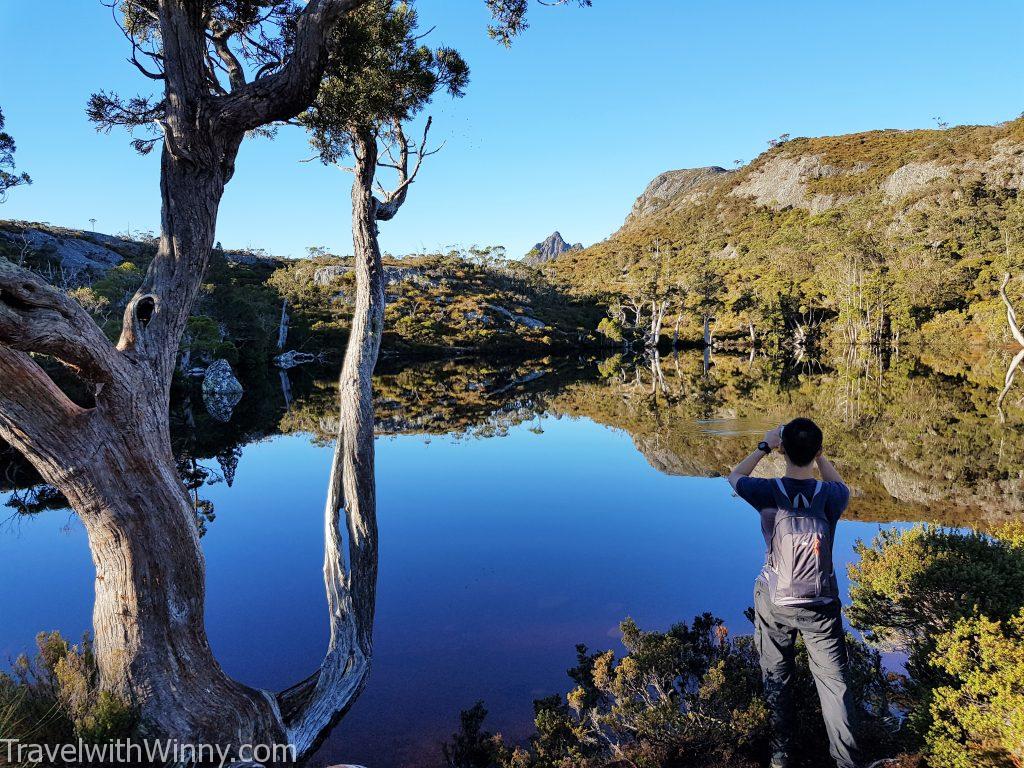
left=280, top=127, right=384, bottom=753
left=0, top=0, right=373, bottom=750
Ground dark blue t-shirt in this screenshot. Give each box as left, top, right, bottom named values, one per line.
left=735, top=476, right=850, bottom=553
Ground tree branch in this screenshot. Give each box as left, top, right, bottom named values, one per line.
left=213, top=0, right=369, bottom=133
left=375, top=117, right=438, bottom=222
left=1000, top=273, right=1024, bottom=348
left=0, top=347, right=89, bottom=460
left=0, top=260, right=132, bottom=388
left=209, top=28, right=247, bottom=90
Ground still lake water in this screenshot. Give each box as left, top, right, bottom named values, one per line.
left=1, top=352, right=1020, bottom=766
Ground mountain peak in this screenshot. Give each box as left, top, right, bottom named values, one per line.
left=525, top=231, right=583, bottom=265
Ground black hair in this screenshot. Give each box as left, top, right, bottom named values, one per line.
left=782, top=417, right=823, bottom=467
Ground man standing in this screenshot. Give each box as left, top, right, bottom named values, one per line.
left=728, top=417, right=862, bottom=768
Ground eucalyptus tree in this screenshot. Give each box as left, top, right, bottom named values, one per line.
left=295, top=2, right=468, bottom=749
left=0, top=0, right=584, bottom=752
left=0, top=106, right=31, bottom=202
left=298, top=2, right=467, bottom=664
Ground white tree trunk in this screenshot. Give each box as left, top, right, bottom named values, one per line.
left=277, top=299, right=290, bottom=351
left=1000, top=273, right=1024, bottom=347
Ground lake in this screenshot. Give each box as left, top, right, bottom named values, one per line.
left=1, top=351, right=1021, bottom=766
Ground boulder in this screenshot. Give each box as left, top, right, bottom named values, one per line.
left=202, top=389, right=242, bottom=422
left=201, top=359, right=243, bottom=421
left=202, top=359, right=243, bottom=396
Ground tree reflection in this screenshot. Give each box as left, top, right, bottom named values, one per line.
left=4, top=350, right=1022, bottom=535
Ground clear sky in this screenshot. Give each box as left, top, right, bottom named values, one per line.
left=1, top=1, right=1022, bottom=260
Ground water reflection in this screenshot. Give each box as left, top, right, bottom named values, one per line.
left=4, top=350, right=1022, bottom=530
left=1, top=350, right=1022, bottom=765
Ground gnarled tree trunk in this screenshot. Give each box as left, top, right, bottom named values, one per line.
left=281, top=125, right=390, bottom=752
left=0, top=0, right=374, bottom=752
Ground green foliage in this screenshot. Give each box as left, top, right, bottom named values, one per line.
left=484, top=0, right=592, bottom=47
left=926, top=610, right=1024, bottom=768
left=70, top=261, right=147, bottom=338
left=0, top=632, right=136, bottom=748
left=444, top=615, right=897, bottom=768
left=66, top=244, right=281, bottom=372
left=302, top=0, right=469, bottom=164
left=847, top=524, right=1024, bottom=689
left=268, top=247, right=601, bottom=356
left=443, top=702, right=513, bottom=768
left=596, top=316, right=624, bottom=343
left=267, top=254, right=350, bottom=351
left=0, top=106, right=31, bottom=202
left=848, top=524, right=1024, bottom=761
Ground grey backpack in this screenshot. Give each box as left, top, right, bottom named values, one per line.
left=764, top=479, right=839, bottom=606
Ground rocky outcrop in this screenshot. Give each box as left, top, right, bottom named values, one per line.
left=880, top=161, right=951, bottom=201
left=729, top=154, right=854, bottom=213
left=0, top=221, right=284, bottom=281
left=313, top=263, right=439, bottom=296
left=524, top=232, right=583, bottom=265
left=0, top=223, right=147, bottom=279
left=619, top=127, right=1024, bottom=231
left=624, top=167, right=732, bottom=226
left=313, top=264, right=349, bottom=287
left=485, top=303, right=548, bottom=329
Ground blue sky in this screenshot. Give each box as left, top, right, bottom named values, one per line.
left=1, top=1, right=1022, bottom=259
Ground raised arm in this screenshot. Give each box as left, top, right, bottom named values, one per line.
left=728, top=427, right=781, bottom=491
left=816, top=452, right=845, bottom=484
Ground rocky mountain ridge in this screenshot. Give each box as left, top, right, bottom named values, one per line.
left=622, top=166, right=733, bottom=228
left=524, top=231, right=582, bottom=265
left=615, top=121, right=1024, bottom=234
left=0, top=220, right=284, bottom=282
left=542, top=116, right=1024, bottom=351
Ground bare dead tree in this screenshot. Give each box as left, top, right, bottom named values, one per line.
left=997, top=273, right=1024, bottom=423
left=1000, top=272, right=1024, bottom=347
left=649, top=298, right=669, bottom=349
left=277, top=298, right=290, bottom=350
left=671, top=313, right=684, bottom=349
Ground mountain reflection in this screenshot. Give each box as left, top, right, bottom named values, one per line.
left=3, top=350, right=1022, bottom=530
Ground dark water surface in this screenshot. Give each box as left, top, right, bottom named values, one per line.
left=1, top=352, right=1020, bottom=766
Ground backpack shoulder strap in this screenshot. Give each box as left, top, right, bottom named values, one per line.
left=808, top=480, right=828, bottom=515
left=770, top=478, right=792, bottom=511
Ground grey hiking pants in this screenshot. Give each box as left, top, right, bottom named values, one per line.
left=753, top=580, right=862, bottom=768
